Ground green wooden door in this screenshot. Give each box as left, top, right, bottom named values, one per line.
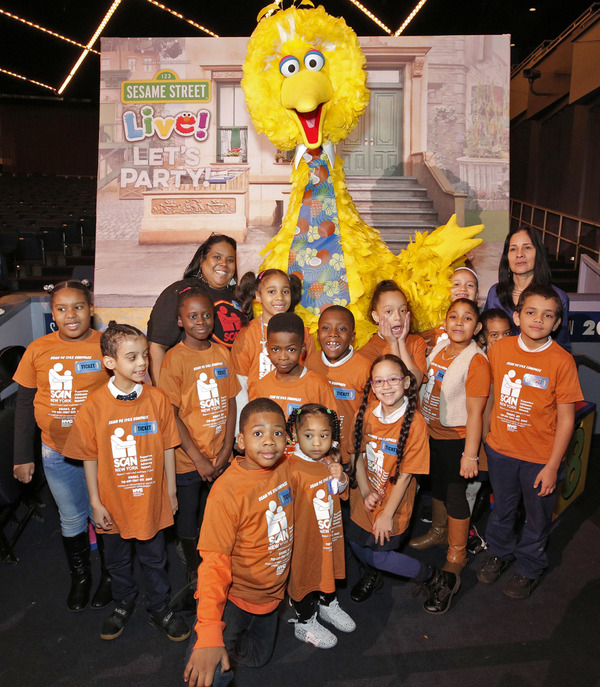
left=340, top=87, right=403, bottom=176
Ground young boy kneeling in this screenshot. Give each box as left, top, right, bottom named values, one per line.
left=184, top=398, right=293, bottom=687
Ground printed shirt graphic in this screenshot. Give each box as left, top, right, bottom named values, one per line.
left=63, top=385, right=180, bottom=539
left=232, top=318, right=315, bottom=389
left=288, top=452, right=346, bottom=601
left=198, top=458, right=294, bottom=606
left=358, top=332, right=427, bottom=377
left=159, top=342, right=240, bottom=472
left=487, top=337, right=583, bottom=464
left=13, top=330, right=108, bottom=452
left=250, top=367, right=337, bottom=419
left=420, top=350, right=490, bottom=439
left=350, top=404, right=429, bottom=537
left=306, top=349, right=371, bottom=462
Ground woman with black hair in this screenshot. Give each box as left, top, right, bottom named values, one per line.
left=484, top=226, right=570, bottom=350
left=147, top=234, right=247, bottom=383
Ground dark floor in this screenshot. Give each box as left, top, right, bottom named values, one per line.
left=2, top=451, right=600, bottom=687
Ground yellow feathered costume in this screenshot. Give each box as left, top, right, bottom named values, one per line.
left=242, top=3, right=483, bottom=346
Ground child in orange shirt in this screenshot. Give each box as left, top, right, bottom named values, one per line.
left=413, top=299, right=490, bottom=591
left=359, top=280, right=426, bottom=387
left=251, top=312, right=336, bottom=418
left=158, top=287, right=240, bottom=594
left=348, top=355, right=458, bottom=613
left=306, top=306, right=371, bottom=464
left=63, top=323, right=190, bottom=642
left=12, top=280, right=111, bottom=612
left=183, top=398, right=293, bottom=687
left=478, top=285, right=583, bottom=598
left=286, top=404, right=355, bottom=649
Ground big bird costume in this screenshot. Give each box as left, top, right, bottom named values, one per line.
left=242, top=1, right=483, bottom=346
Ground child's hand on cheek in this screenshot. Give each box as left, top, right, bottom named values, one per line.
left=398, top=312, right=410, bottom=342
left=379, top=316, right=396, bottom=344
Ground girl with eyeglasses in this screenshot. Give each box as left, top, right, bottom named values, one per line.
left=346, top=355, right=457, bottom=614
left=413, top=299, right=491, bottom=607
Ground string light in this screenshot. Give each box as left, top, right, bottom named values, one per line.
left=57, top=0, right=123, bottom=95
left=347, top=0, right=392, bottom=34
left=394, top=0, right=429, bottom=36
left=0, top=8, right=100, bottom=54
left=0, top=66, right=55, bottom=91
left=143, top=0, right=219, bottom=37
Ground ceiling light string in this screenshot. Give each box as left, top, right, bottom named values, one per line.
left=0, top=66, right=55, bottom=91
left=394, top=0, right=429, bottom=36
left=0, top=8, right=100, bottom=53
left=143, top=0, right=219, bottom=37
left=346, top=0, right=392, bottom=34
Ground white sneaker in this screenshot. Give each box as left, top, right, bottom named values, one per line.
left=318, top=599, right=356, bottom=633
left=290, top=613, right=337, bottom=649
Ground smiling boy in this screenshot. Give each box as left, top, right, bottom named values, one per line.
left=479, top=285, right=583, bottom=598
left=249, top=313, right=336, bottom=419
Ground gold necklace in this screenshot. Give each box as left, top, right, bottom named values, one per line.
left=441, top=347, right=459, bottom=361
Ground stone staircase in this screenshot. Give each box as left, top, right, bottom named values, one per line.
left=345, top=176, right=438, bottom=254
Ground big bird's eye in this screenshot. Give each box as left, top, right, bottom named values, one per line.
left=304, top=50, right=325, bottom=71
left=279, top=55, right=300, bottom=77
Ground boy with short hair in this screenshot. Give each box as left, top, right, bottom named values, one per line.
left=478, top=285, right=583, bottom=598
left=250, top=312, right=336, bottom=419
left=64, top=322, right=190, bottom=641
left=183, top=398, right=293, bottom=687
left=306, top=305, right=370, bottom=463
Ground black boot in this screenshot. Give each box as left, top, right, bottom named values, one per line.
left=62, top=531, right=92, bottom=612
left=91, top=534, right=112, bottom=609
left=422, top=567, right=460, bottom=615
left=350, top=564, right=383, bottom=603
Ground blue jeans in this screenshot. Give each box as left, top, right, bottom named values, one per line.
left=485, top=443, right=564, bottom=579
left=42, top=442, right=92, bottom=537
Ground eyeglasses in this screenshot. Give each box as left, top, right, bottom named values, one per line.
left=371, top=376, right=404, bottom=388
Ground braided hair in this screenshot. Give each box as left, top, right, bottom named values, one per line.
left=234, top=269, right=302, bottom=321
left=286, top=403, right=342, bottom=463
left=350, top=354, right=418, bottom=488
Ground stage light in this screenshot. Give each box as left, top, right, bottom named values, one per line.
left=347, top=0, right=392, bottom=34
left=0, top=8, right=100, bottom=54
left=0, top=66, right=55, bottom=91
left=57, top=0, right=122, bottom=95
left=394, top=0, right=428, bottom=36
left=143, top=0, right=219, bottom=37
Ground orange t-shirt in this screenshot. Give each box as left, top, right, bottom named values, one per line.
left=305, top=349, right=370, bottom=462
left=486, top=337, right=583, bottom=464
left=158, top=341, right=240, bottom=473
left=13, top=330, right=109, bottom=453
left=194, top=457, right=294, bottom=649
left=231, top=317, right=315, bottom=388
left=63, top=384, right=180, bottom=540
left=358, top=332, right=427, bottom=376
left=420, top=351, right=491, bottom=439
left=287, top=450, right=345, bottom=601
left=249, top=367, right=337, bottom=419
left=350, top=404, right=429, bottom=537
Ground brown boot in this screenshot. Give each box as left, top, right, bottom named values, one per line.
left=409, top=499, right=448, bottom=550
left=442, top=517, right=470, bottom=575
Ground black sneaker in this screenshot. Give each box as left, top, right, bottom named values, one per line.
left=100, top=600, right=135, bottom=640
left=423, top=569, right=460, bottom=615
left=350, top=569, right=383, bottom=603
left=502, top=573, right=538, bottom=599
left=148, top=604, right=191, bottom=642
left=477, top=554, right=511, bottom=584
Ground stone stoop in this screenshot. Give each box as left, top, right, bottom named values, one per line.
left=346, top=176, right=438, bottom=254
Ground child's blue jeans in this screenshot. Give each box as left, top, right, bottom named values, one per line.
left=485, top=443, right=564, bottom=579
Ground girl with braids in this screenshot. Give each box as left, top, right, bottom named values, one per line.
left=347, top=355, right=460, bottom=614
left=286, top=404, right=355, bottom=649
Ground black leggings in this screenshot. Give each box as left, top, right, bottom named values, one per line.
left=429, top=437, right=470, bottom=520
left=293, top=591, right=336, bottom=622
left=175, top=470, right=211, bottom=539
